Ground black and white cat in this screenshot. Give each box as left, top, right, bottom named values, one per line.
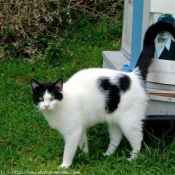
left=31, top=22, right=175, bottom=168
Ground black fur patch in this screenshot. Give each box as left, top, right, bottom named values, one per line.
left=98, top=77, right=120, bottom=114
left=119, top=75, right=131, bottom=92
left=31, top=80, right=63, bottom=105
left=32, top=84, right=46, bottom=105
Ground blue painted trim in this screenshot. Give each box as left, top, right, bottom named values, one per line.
left=130, top=0, right=144, bottom=68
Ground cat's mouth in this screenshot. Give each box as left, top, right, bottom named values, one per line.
left=38, top=106, right=51, bottom=111
left=43, top=107, right=51, bottom=111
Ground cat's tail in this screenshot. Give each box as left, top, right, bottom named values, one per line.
left=134, top=21, right=175, bottom=81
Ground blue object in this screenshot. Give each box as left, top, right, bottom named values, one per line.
left=121, top=64, right=132, bottom=72
left=130, top=0, right=144, bottom=68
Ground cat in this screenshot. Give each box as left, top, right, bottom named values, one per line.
left=31, top=22, right=175, bottom=168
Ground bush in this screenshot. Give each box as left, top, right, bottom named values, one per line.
left=0, top=0, right=123, bottom=58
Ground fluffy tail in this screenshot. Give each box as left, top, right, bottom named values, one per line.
left=135, top=21, right=175, bottom=81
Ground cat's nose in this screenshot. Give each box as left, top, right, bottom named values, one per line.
left=44, top=105, right=49, bottom=109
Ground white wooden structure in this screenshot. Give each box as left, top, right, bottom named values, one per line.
left=102, top=0, right=175, bottom=118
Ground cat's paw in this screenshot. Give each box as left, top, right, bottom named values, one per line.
left=58, top=163, right=70, bottom=169
left=103, top=152, right=111, bottom=156
left=127, top=156, right=137, bottom=161
left=127, top=157, right=132, bottom=161
left=127, top=153, right=138, bottom=161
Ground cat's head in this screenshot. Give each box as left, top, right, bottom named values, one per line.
left=31, top=79, right=63, bottom=111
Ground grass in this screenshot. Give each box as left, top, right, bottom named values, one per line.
left=1, top=17, right=175, bottom=175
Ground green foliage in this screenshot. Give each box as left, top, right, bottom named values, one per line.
left=1, top=21, right=175, bottom=173
left=1, top=1, right=174, bottom=174
left=45, top=44, right=62, bottom=62
left=0, top=0, right=123, bottom=59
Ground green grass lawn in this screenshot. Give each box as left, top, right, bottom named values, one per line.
left=1, top=19, right=175, bottom=175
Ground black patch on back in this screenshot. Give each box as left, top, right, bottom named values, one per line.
left=119, top=75, right=131, bottom=92
left=98, top=78, right=120, bottom=114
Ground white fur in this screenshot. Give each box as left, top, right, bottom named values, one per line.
left=38, top=90, right=58, bottom=110
left=37, top=68, right=148, bottom=168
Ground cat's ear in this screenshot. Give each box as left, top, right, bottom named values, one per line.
left=31, top=79, right=40, bottom=91
left=54, top=79, right=63, bottom=92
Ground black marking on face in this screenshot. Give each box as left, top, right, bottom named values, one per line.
left=98, top=77, right=120, bottom=114
left=119, top=75, right=131, bottom=92
left=31, top=79, right=63, bottom=105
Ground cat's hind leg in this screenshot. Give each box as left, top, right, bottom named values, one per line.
left=78, top=129, right=89, bottom=153
left=120, top=119, right=143, bottom=160
left=103, top=123, right=123, bottom=156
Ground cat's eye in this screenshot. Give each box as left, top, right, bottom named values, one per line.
left=50, top=97, right=55, bottom=101
left=39, top=97, right=44, bottom=101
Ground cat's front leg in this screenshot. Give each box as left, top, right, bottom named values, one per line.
left=59, top=131, right=82, bottom=168
left=78, top=129, right=89, bottom=153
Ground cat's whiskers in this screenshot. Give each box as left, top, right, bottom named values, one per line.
left=51, top=107, right=58, bottom=113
